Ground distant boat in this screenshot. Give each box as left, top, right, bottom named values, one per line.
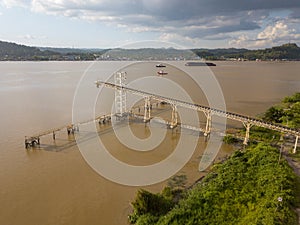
left=157, top=70, right=168, bottom=75
left=185, top=62, right=216, bottom=66
left=156, top=63, right=166, bottom=68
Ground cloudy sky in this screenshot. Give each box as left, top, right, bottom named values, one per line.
left=0, top=0, right=300, bottom=49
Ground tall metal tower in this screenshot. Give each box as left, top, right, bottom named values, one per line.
left=114, top=72, right=127, bottom=118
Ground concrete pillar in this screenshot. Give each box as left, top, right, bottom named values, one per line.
left=204, top=112, right=212, bottom=137
left=143, top=96, right=151, bottom=122
left=243, top=122, right=252, bottom=145
left=293, top=136, right=299, bottom=154
left=170, top=104, right=178, bottom=129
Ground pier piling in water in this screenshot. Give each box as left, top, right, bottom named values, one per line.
left=25, top=136, right=40, bottom=149
left=24, top=114, right=113, bottom=149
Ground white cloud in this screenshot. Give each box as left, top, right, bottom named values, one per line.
left=229, top=21, right=300, bottom=48
left=159, top=33, right=204, bottom=48
left=25, top=34, right=34, bottom=39
left=18, top=34, right=46, bottom=40
left=0, top=0, right=29, bottom=8
left=258, top=21, right=300, bottom=40
left=229, top=35, right=251, bottom=47
left=2, top=0, right=300, bottom=48
left=22, top=1, right=262, bottom=35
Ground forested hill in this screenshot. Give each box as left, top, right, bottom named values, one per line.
left=0, top=41, right=58, bottom=60
left=193, top=43, right=300, bottom=60
left=1, top=40, right=300, bottom=61
left=0, top=40, right=104, bottom=61
left=228, top=43, right=300, bottom=60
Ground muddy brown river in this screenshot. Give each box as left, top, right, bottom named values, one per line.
left=0, top=61, right=299, bottom=225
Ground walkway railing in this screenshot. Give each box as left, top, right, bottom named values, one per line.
left=96, top=80, right=300, bottom=152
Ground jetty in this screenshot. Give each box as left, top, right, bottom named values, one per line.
left=24, top=114, right=112, bottom=148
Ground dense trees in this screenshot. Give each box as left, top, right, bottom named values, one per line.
left=129, top=188, right=175, bottom=224
left=263, top=93, right=300, bottom=128
left=1, top=40, right=299, bottom=61
left=193, top=43, right=300, bottom=61
left=129, top=144, right=298, bottom=225
left=0, top=40, right=104, bottom=61
left=0, top=40, right=57, bottom=60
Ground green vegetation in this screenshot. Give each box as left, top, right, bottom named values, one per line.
left=223, top=134, right=239, bottom=144
left=100, top=48, right=197, bottom=60
left=263, top=93, right=300, bottom=129
left=167, top=175, right=187, bottom=189
left=223, top=93, right=300, bottom=144
left=0, top=40, right=106, bottom=61
left=1, top=40, right=300, bottom=61
left=193, top=43, right=300, bottom=61
left=129, top=144, right=298, bottom=225
left=192, top=48, right=249, bottom=60
left=247, top=127, right=280, bottom=143
left=129, top=175, right=187, bottom=224
left=129, top=93, right=300, bottom=225
left=0, top=40, right=58, bottom=60
left=289, top=150, right=300, bottom=161
left=128, top=188, right=176, bottom=224
left=243, top=43, right=300, bottom=61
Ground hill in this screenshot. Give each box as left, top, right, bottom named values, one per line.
left=0, top=40, right=300, bottom=61
left=0, top=40, right=106, bottom=61
left=39, top=47, right=105, bottom=54
left=243, top=43, right=300, bottom=60
left=192, top=43, right=300, bottom=60
left=0, top=40, right=59, bottom=60
left=100, top=48, right=197, bottom=60
left=191, top=48, right=249, bottom=60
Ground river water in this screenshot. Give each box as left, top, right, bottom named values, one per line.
left=0, top=61, right=299, bottom=225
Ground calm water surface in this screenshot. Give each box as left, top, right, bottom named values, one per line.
left=0, top=61, right=299, bottom=225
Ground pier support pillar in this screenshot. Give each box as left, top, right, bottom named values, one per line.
left=293, top=136, right=299, bottom=154
left=169, top=104, right=178, bottom=129
left=25, top=137, right=29, bottom=148
left=143, top=96, right=151, bottom=123
left=204, top=112, right=212, bottom=137
left=243, top=122, right=253, bottom=145
left=67, top=124, right=79, bottom=135
left=114, top=72, right=127, bottom=119
left=25, top=137, right=40, bottom=149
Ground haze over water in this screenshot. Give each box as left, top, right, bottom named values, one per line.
left=0, top=61, right=300, bottom=225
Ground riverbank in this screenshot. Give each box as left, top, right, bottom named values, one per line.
left=129, top=143, right=299, bottom=225
left=129, top=93, right=300, bottom=225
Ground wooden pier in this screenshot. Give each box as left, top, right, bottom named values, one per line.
left=25, top=114, right=112, bottom=149
left=24, top=103, right=169, bottom=149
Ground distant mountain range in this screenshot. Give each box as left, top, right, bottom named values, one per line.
left=0, top=40, right=299, bottom=61
left=0, top=41, right=107, bottom=61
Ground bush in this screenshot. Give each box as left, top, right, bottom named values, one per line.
left=131, top=144, right=298, bottom=225
left=129, top=189, right=174, bottom=224
left=223, top=135, right=239, bottom=144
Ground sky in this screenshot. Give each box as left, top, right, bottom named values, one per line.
left=0, top=0, right=300, bottom=49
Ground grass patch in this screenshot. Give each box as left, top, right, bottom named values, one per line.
left=130, top=143, right=298, bottom=225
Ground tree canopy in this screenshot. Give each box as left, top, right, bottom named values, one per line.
left=130, top=144, right=298, bottom=225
